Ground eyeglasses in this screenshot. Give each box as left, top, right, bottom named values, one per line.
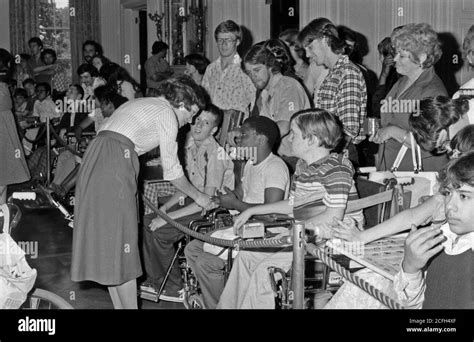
left=216, top=38, right=237, bottom=45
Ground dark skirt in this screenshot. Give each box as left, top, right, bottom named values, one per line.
left=71, top=130, right=142, bottom=285
left=0, top=110, right=30, bottom=186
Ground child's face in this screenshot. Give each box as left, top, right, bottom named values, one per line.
left=80, top=72, right=94, bottom=87
left=444, top=184, right=474, bottom=235
left=36, top=87, right=49, bottom=101
left=14, top=95, right=27, bottom=109
left=24, top=83, right=36, bottom=96
left=190, top=111, right=217, bottom=142
left=239, top=123, right=259, bottom=148
left=288, top=120, right=309, bottom=158
left=67, top=86, right=82, bottom=101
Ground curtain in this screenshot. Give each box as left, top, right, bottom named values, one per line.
left=9, top=0, right=40, bottom=56
left=70, top=0, right=100, bottom=83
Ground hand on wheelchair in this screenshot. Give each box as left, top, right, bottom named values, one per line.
left=212, top=187, right=239, bottom=210
left=330, top=218, right=363, bottom=242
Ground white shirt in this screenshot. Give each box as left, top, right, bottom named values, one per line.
left=393, top=223, right=474, bottom=309
left=242, top=153, right=290, bottom=204
left=100, top=97, right=184, bottom=180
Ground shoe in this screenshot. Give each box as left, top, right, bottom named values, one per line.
left=159, top=288, right=184, bottom=303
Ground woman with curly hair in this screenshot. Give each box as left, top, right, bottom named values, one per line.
left=71, top=76, right=213, bottom=309
left=370, top=23, right=448, bottom=171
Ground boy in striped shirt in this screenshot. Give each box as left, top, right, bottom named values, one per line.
left=218, top=109, right=363, bottom=309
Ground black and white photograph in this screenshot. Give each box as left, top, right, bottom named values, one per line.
left=0, top=0, right=473, bottom=339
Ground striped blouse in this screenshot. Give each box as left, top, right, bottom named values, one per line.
left=100, top=97, right=184, bottom=181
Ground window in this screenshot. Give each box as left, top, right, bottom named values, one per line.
left=38, top=0, right=72, bottom=85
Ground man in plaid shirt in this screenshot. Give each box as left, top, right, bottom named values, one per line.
left=299, top=18, right=367, bottom=166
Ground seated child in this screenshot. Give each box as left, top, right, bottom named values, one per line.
left=49, top=85, right=90, bottom=192
left=325, top=125, right=474, bottom=309
left=216, top=109, right=363, bottom=309
left=33, top=82, right=61, bottom=123
left=394, top=152, right=474, bottom=309
left=184, top=116, right=290, bottom=308
left=13, top=88, right=31, bottom=121
left=141, top=105, right=235, bottom=302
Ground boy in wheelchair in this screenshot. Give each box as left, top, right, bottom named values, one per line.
left=216, top=109, right=364, bottom=309
left=184, top=116, right=290, bottom=308
left=141, top=105, right=235, bottom=302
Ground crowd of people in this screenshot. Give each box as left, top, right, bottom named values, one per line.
left=1, top=16, right=473, bottom=310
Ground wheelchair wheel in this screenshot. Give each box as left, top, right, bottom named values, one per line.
left=183, top=291, right=206, bottom=310
left=21, top=288, right=74, bottom=310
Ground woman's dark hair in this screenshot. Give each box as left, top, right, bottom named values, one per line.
left=184, top=54, right=210, bottom=75
left=99, top=62, right=120, bottom=81
left=19, top=53, right=31, bottom=61
left=409, top=96, right=470, bottom=154
left=155, top=75, right=207, bottom=111
left=438, top=151, right=474, bottom=191
left=40, top=49, right=57, bottom=64
left=107, top=66, right=141, bottom=92
left=94, top=85, right=128, bottom=109
left=152, top=41, right=169, bottom=55
left=77, top=63, right=99, bottom=77
left=298, top=18, right=346, bottom=54
left=378, top=37, right=396, bottom=58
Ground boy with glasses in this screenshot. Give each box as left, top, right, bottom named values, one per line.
left=201, top=20, right=256, bottom=146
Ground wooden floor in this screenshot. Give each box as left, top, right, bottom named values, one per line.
left=9, top=188, right=183, bottom=310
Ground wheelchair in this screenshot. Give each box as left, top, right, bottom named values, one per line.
left=138, top=208, right=294, bottom=309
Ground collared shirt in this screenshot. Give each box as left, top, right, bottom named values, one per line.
left=185, top=136, right=235, bottom=192
left=100, top=97, right=185, bottom=180
left=201, top=54, right=256, bottom=114
left=33, top=97, right=61, bottom=122
left=316, top=55, right=367, bottom=144
left=259, top=73, right=311, bottom=122
left=393, top=223, right=474, bottom=309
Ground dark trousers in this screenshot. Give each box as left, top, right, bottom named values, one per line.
left=184, top=239, right=226, bottom=309
left=142, top=210, right=202, bottom=291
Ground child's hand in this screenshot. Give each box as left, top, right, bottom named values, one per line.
left=331, top=218, right=363, bottom=242
left=149, top=217, right=167, bottom=232
left=215, top=187, right=239, bottom=209
left=233, top=209, right=253, bottom=233
left=402, top=225, right=445, bottom=274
